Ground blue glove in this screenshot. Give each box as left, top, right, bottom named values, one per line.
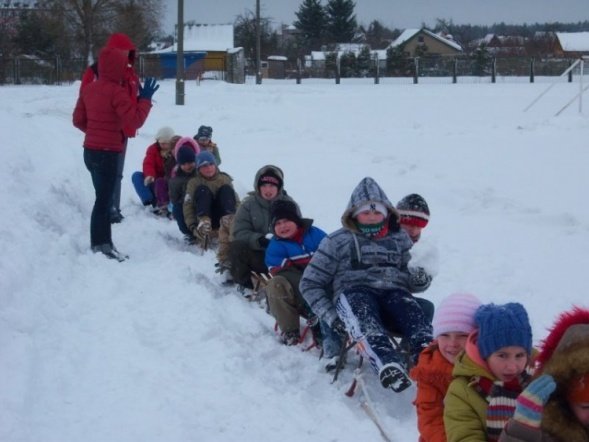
left=513, top=374, right=557, bottom=429
left=138, top=77, right=159, bottom=100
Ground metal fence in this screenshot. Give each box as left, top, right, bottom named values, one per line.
left=0, top=54, right=582, bottom=85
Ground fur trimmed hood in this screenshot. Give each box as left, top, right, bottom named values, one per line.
left=537, top=307, right=589, bottom=441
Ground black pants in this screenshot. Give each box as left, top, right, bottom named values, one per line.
left=228, top=240, right=267, bottom=287
left=84, top=149, right=118, bottom=247
left=194, top=184, right=236, bottom=228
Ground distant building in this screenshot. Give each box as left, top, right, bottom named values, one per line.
left=554, top=32, right=589, bottom=57
left=387, top=29, right=463, bottom=57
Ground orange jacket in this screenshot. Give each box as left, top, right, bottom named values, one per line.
left=409, top=342, right=454, bottom=442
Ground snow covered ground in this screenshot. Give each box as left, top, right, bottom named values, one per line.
left=1, top=76, right=588, bottom=442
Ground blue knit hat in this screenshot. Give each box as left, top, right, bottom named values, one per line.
left=475, top=302, right=532, bottom=359
left=196, top=151, right=216, bottom=169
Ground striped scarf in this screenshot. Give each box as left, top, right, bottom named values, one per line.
left=472, top=372, right=531, bottom=441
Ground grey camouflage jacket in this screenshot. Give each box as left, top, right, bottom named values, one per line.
left=299, top=177, right=428, bottom=326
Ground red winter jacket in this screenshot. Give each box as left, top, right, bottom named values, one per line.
left=142, top=142, right=166, bottom=179
left=73, top=47, right=151, bottom=152
left=80, top=33, right=139, bottom=137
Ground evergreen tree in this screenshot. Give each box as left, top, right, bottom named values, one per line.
left=325, top=0, right=357, bottom=44
left=356, top=45, right=372, bottom=76
left=386, top=44, right=412, bottom=76
left=473, top=43, right=491, bottom=75
left=339, top=51, right=356, bottom=77
left=294, top=0, right=327, bottom=51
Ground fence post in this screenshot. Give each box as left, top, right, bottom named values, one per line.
left=530, top=57, right=535, bottom=83
left=453, top=58, right=457, bottom=84
left=491, top=57, right=496, bottom=83
left=413, top=57, right=419, bottom=84
left=14, top=58, right=20, bottom=85
left=568, top=59, right=573, bottom=83
left=335, top=56, right=340, bottom=84
left=374, top=53, right=379, bottom=84
left=296, top=58, right=302, bottom=84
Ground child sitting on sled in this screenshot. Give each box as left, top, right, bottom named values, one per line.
left=410, top=293, right=481, bottom=442
left=300, top=176, right=434, bottom=393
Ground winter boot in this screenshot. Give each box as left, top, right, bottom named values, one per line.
left=281, top=330, right=301, bottom=346
left=379, top=362, right=411, bottom=393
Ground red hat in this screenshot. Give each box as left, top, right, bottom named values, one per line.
left=396, top=194, right=430, bottom=228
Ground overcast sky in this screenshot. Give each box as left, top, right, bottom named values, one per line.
left=162, top=0, right=589, bottom=35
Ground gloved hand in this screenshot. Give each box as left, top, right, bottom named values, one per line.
left=144, top=176, right=155, bottom=186
left=513, top=374, right=556, bottom=429
left=258, top=236, right=270, bottom=248
left=195, top=218, right=212, bottom=239
left=331, top=317, right=348, bottom=338
left=220, top=214, right=234, bottom=229
left=409, top=267, right=432, bottom=290
left=138, top=77, right=160, bottom=100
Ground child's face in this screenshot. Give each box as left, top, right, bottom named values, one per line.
left=274, top=219, right=298, bottom=239
left=437, top=332, right=469, bottom=364
left=355, top=210, right=385, bottom=225
left=199, top=163, right=216, bottom=178
left=570, top=402, right=589, bottom=427
left=486, top=346, right=528, bottom=382
left=259, top=183, right=278, bottom=201
left=180, top=162, right=195, bottom=173
left=400, top=223, right=423, bottom=243
left=159, top=140, right=172, bottom=151
left=198, top=137, right=211, bottom=146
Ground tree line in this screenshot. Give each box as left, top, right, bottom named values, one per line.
left=2, top=0, right=589, bottom=70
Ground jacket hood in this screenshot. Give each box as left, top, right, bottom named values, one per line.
left=97, top=47, right=129, bottom=83
left=105, top=33, right=137, bottom=64
left=173, top=137, right=200, bottom=161
left=341, top=177, right=399, bottom=231
left=538, top=310, right=589, bottom=440
left=254, top=165, right=284, bottom=194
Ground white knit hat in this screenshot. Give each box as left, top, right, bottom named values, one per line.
left=155, top=126, right=175, bottom=142
left=432, top=293, right=482, bottom=338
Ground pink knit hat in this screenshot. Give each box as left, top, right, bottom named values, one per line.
left=432, top=293, right=482, bottom=338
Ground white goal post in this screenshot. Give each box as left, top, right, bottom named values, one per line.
left=524, top=56, right=589, bottom=115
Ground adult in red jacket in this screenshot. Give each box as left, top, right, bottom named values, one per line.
left=73, top=46, right=158, bottom=261
left=80, top=33, right=140, bottom=223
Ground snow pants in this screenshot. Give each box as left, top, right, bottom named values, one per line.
left=194, top=184, right=236, bottom=263
left=131, top=171, right=169, bottom=208
left=336, top=287, right=433, bottom=374
left=228, top=241, right=267, bottom=287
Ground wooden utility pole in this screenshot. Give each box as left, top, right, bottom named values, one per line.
left=176, top=0, right=185, bottom=105
left=255, top=0, right=262, bottom=84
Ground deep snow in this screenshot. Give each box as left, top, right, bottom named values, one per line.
left=1, top=76, right=588, bottom=442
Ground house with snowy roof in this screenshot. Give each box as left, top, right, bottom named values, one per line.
left=388, top=28, right=463, bottom=57
left=554, top=32, right=589, bottom=57
left=149, top=22, right=236, bottom=79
